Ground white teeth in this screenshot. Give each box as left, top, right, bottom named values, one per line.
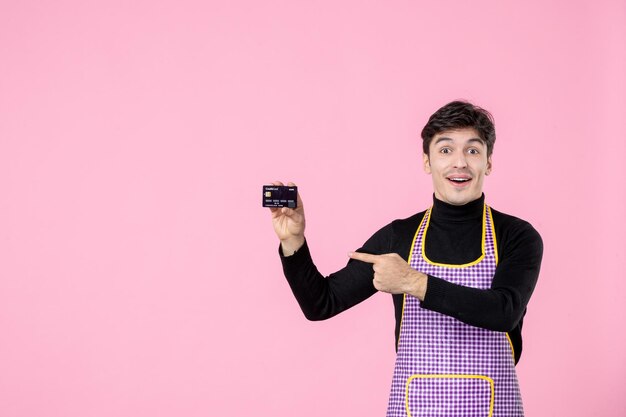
left=450, top=178, right=470, bottom=182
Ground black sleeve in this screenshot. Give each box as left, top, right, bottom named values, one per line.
left=279, top=224, right=393, bottom=321
left=420, top=220, right=543, bottom=332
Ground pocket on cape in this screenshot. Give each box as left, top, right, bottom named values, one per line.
left=405, top=374, right=494, bottom=417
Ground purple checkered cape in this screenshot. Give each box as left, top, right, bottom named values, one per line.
left=386, top=205, right=524, bottom=417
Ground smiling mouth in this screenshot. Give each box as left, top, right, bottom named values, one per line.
left=447, top=176, right=472, bottom=186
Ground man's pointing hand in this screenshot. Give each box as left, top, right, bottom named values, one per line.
left=348, top=252, right=428, bottom=300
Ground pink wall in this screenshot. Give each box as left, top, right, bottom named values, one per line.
left=1, top=1, right=625, bottom=416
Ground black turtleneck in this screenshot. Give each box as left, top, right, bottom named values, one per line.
left=279, top=194, right=543, bottom=364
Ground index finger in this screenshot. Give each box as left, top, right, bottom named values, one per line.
left=348, top=251, right=381, bottom=264
left=286, top=181, right=304, bottom=209
left=271, top=181, right=303, bottom=209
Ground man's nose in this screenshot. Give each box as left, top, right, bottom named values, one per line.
left=453, top=152, right=468, bottom=168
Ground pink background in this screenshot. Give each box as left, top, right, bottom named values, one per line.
left=1, top=1, right=625, bottom=416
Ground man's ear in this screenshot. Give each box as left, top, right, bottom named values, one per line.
left=423, top=153, right=431, bottom=174
left=486, top=157, right=493, bottom=175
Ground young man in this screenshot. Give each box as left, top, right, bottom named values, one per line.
left=269, top=101, right=543, bottom=416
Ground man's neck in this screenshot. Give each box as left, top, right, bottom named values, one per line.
left=431, top=194, right=484, bottom=222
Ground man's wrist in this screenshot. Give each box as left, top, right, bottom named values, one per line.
left=280, top=236, right=305, bottom=257
left=407, top=271, right=428, bottom=301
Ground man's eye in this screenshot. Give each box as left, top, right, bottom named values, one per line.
left=440, top=148, right=451, bottom=154
left=468, top=148, right=479, bottom=155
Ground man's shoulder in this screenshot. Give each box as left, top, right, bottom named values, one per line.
left=488, top=205, right=543, bottom=248
left=489, top=206, right=538, bottom=230
left=366, top=210, right=428, bottom=245
left=388, top=210, right=429, bottom=237
left=366, top=210, right=428, bottom=258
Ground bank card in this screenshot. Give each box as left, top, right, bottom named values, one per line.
left=262, top=185, right=297, bottom=208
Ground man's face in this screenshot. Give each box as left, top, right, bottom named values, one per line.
left=423, top=128, right=492, bottom=206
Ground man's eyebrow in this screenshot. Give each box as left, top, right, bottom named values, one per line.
left=434, top=137, right=485, bottom=146
left=467, top=138, right=486, bottom=146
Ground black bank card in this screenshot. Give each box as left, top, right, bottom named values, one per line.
left=262, top=185, right=297, bottom=208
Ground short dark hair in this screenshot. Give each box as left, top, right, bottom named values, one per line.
left=421, top=101, right=496, bottom=156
